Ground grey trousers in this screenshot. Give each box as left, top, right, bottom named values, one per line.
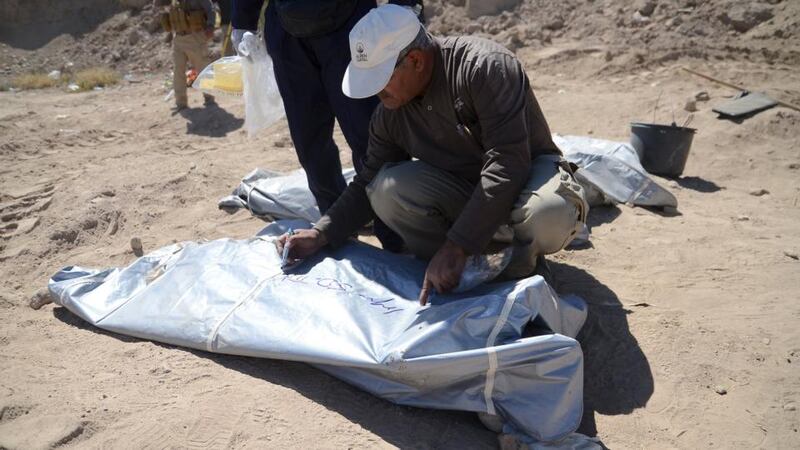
left=366, top=156, right=589, bottom=277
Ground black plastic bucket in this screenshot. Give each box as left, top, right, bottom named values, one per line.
left=630, top=122, right=696, bottom=177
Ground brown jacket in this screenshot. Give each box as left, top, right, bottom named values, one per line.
left=316, top=36, right=560, bottom=255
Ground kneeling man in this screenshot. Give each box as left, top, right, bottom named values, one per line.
left=279, top=4, right=588, bottom=305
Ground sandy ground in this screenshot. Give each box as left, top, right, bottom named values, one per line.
left=1, top=47, right=799, bottom=448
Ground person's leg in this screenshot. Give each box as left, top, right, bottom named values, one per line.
left=184, top=32, right=214, bottom=104
left=265, top=5, right=347, bottom=213
left=310, top=0, right=404, bottom=250
left=504, top=156, right=588, bottom=278
left=367, top=161, right=474, bottom=259
left=311, top=0, right=378, bottom=174
left=172, top=35, right=189, bottom=108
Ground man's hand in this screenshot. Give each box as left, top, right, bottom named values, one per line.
left=276, top=228, right=328, bottom=264
left=419, top=240, right=468, bottom=306
left=205, top=28, right=214, bottom=40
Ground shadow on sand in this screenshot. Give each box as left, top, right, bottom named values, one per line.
left=549, top=261, right=654, bottom=438
left=178, top=102, right=244, bottom=138
left=52, top=306, right=497, bottom=448
left=675, top=176, right=724, bottom=193
left=587, top=205, right=622, bottom=228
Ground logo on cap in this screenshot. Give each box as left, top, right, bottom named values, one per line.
left=355, top=42, right=368, bottom=62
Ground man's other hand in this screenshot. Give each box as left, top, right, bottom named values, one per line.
left=205, top=28, right=214, bottom=40
left=276, top=228, right=328, bottom=263
left=419, top=240, right=468, bottom=306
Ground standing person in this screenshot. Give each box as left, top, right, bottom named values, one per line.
left=155, top=0, right=217, bottom=110
left=277, top=5, right=589, bottom=304
left=231, top=0, right=423, bottom=252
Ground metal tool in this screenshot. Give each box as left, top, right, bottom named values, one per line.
left=280, top=228, right=294, bottom=269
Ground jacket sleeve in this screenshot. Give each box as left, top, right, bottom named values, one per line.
left=314, top=108, right=410, bottom=247
left=231, top=0, right=263, bottom=31
left=446, top=53, right=532, bottom=255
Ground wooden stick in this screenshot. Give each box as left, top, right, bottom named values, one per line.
left=681, top=67, right=800, bottom=113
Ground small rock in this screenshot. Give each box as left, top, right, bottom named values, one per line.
left=47, top=70, right=61, bottom=80
left=632, top=11, right=651, bottom=24
left=667, top=16, right=683, bottom=28
left=736, top=215, right=750, bottom=221
left=465, top=23, right=483, bottom=34
left=130, top=237, right=144, bottom=257
left=128, top=29, right=141, bottom=46
left=29, top=288, right=53, bottom=310
left=749, top=188, right=770, bottom=196
left=762, top=338, right=771, bottom=345
left=101, top=190, right=116, bottom=197
left=788, top=163, right=799, bottom=170
left=81, top=218, right=98, bottom=230
left=714, top=385, right=727, bottom=395
left=544, top=17, right=564, bottom=31
left=466, top=0, right=522, bottom=19
left=105, top=216, right=119, bottom=236
left=684, top=99, right=698, bottom=112
left=719, top=5, right=774, bottom=33
left=784, top=251, right=799, bottom=261
left=50, top=229, right=78, bottom=243
left=785, top=403, right=797, bottom=411
left=273, top=135, right=292, bottom=148
left=695, top=91, right=710, bottom=101
left=635, top=0, right=657, bottom=17
left=478, top=412, right=504, bottom=433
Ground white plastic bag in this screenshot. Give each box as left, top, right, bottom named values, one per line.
left=239, top=32, right=285, bottom=137
left=192, top=56, right=243, bottom=96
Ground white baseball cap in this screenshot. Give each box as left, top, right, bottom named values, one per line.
left=342, top=4, right=422, bottom=99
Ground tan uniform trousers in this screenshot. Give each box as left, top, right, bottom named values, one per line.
left=366, top=155, right=589, bottom=278
left=172, top=32, right=211, bottom=107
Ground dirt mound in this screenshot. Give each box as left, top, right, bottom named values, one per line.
left=1, top=0, right=798, bottom=82
left=1, top=0, right=129, bottom=50
left=424, top=0, right=800, bottom=71
left=1, top=2, right=176, bottom=80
